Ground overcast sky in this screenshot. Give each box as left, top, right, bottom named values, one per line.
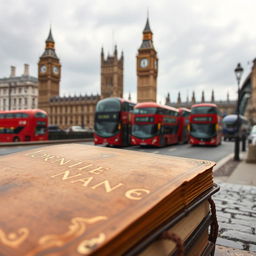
left=0, top=0, right=255, bottom=104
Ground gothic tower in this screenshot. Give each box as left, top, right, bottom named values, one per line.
left=38, top=29, right=61, bottom=113
left=101, top=45, right=123, bottom=99
left=165, top=92, right=170, bottom=104
left=136, top=17, right=158, bottom=103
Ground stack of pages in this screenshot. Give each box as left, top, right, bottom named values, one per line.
left=137, top=194, right=215, bottom=256
left=0, top=144, right=218, bottom=255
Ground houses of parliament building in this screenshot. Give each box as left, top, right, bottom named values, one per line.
left=1, top=18, right=256, bottom=127
left=37, top=17, right=159, bottom=129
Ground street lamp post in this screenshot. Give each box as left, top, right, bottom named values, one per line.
left=234, top=63, right=244, bottom=161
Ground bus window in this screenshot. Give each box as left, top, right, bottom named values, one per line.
left=133, top=108, right=157, bottom=114
left=96, top=98, right=121, bottom=112
left=35, top=112, right=47, bottom=118
left=191, top=106, right=217, bottom=114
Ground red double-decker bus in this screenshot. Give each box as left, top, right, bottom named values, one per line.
left=94, top=97, right=135, bottom=146
left=177, top=107, right=191, bottom=144
left=131, top=102, right=179, bottom=147
left=0, top=109, right=48, bottom=142
left=189, top=103, right=222, bottom=146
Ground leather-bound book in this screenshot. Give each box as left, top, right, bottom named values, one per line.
left=138, top=200, right=210, bottom=256
left=0, top=144, right=215, bottom=256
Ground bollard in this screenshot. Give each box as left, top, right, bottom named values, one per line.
left=246, top=144, right=256, bottom=163
left=242, top=136, right=246, bottom=152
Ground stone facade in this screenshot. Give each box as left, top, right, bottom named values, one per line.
left=0, top=65, right=38, bottom=110
left=49, top=95, right=100, bottom=129
left=244, top=60, right=256, bottom=125
left=137, top=18, right=158, bottom=103
left=101, top=46, right=123, bottom=99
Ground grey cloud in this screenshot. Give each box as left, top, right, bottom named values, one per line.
left=0, top=0, right=256, bottom=104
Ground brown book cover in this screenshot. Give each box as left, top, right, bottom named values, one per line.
left=0, top=144, right=215, bottom=256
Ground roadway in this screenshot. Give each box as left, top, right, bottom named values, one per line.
left=0, top=140, right=234, bottom=164
left=126, top=142, right=233, bottom=163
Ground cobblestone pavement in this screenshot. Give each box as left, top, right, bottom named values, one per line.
left=213, top=182, right=256, bottom=252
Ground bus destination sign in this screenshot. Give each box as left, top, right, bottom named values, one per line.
left=96, top=113, right=119, bottom=121
left=135, top=116, right=154, bottom=123
left=193, top=116, right=212, bottom=122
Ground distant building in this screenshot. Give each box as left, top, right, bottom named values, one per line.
left=37, top=29, right=101, bottom=129
left=49, top=94, right=100, bottom=129
left=165, top=59, right=256, bottom=124
left=37, top=29, right=124, bottom=129
left=0, top=64, right=38, bottom=110
left=137, top=17, right=158, bottom=103
left=101, top=45, right=123, bottom=99
left=165, top=90, right=236, bottom=116
left=239, top=59, right=256, bottom=125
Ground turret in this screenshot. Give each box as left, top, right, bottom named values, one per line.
left=40, top=28, right=58, bottom=59
left=101, top=47, right=104, bottom=61
left=192, top=91, right=196, bottom=104
left=177, top=92, right=181, bottom=104
left=201, top=91, right=205, bottom=103
left=165, top=92, right=170, bottom=104
left=211, top=90, right=215, bottom=102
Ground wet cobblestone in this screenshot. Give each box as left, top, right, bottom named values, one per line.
left=216, top=237, right=244, bottom=250
left=213, top=182, right=256, bottom=252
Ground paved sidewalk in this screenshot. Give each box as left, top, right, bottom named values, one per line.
left=215, top=245, right=256, bottom=256
left=214, top=151, right=256, bottom=185
left=227, top=160, right=256, bottom=185
left=213, top=150, right=256, bottom=254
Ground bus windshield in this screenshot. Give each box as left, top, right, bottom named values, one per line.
left=191, top=123, right=216, bottom=138
left=223, top=121, right=236, bottom=129
left=132, top=124, right=158, bottom=139
left=35, top=121, right=47, bottom=135
left=95, top=98, right=121, bottom=137
left=96, top=98, right=121, bottom=112
left=191, top=106, right=217, bottom=114
left=94, top=112, right=120, bottom=137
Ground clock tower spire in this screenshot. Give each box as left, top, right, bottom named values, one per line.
left=38, top=28, right=61, bottom=113
left=136, top=17, right=158, bottom=103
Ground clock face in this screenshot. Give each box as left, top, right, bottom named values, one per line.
left=40, top=65, right=47, bottom=73
left=53, top=66, right=59, bottom=74
left=140, top=58, right=149, bottom=68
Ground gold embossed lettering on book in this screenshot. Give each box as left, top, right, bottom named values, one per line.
left=0, top=144, right=217, bottom=256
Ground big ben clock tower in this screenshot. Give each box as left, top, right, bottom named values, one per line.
left=38, top=29, right=61, bottom=113
left=137, top=17, right=158, bottom=103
